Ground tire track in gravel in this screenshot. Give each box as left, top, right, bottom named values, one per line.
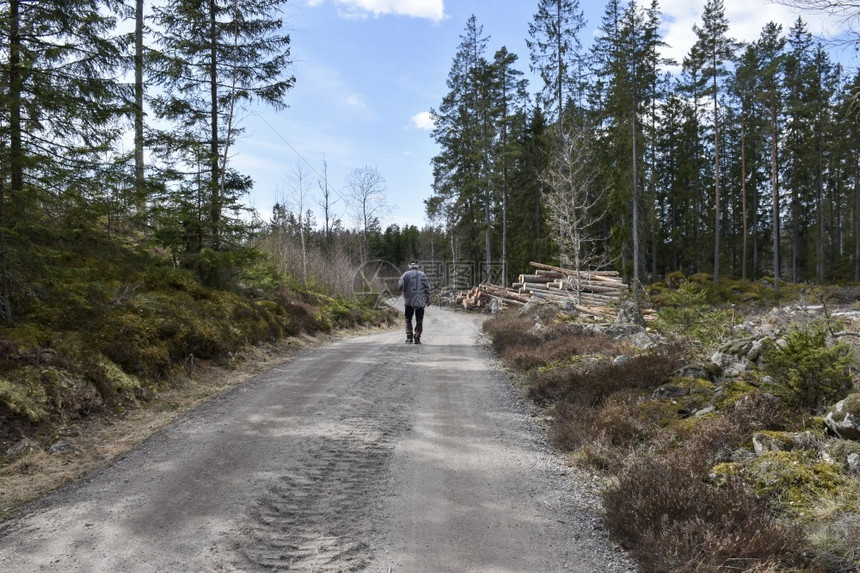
left=0, top=308, right=636, bottom=572
left=234, top=340, right=415, bottom=571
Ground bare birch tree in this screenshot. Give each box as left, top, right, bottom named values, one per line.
left=283, top=161, right=314, bottom=284
left=541, top=128, right=611, bottom=303
left=345, top=165, right=389, bottom=265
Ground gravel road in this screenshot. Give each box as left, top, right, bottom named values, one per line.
left=0, top=308, right=635, bottom=572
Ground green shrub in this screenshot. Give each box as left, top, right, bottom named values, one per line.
left=653, top=282, right=737, bottom=351
left=760, top=325, right=854, bottom=411
left=666, top=270, right=686, bottom=289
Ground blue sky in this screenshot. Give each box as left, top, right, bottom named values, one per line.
left=233, top=0, right=856, bottom=231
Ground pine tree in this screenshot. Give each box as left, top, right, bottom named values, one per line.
left=134, top=0, right=145, bottom=209
left=784, top=17, right=816, bottom=281
left=756, top=22, right=787, bottom=296
left=590, top=0, right=661, bottom=285
left=489, top=47, right=529, bottom=284
left=730, top=42, right=767, bottom=279
left=508, top=107, right=553, bottom=276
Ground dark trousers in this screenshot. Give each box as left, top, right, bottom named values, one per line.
left=404, top=305, right=424, bottom=338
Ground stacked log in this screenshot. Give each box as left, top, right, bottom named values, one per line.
left=513, top=262, right=627, bottom=309
left=458, top=261, right=652, bottom=321
left=457, top=283, right=528, bottom=310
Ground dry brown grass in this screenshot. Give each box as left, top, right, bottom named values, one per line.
left=484, top=308, right=813, bottom=572
left=528, top=343, right=686, bottom=406
left=604, top=454, right=804, bottom=572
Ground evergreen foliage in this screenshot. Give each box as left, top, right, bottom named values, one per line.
left=148, top=0, right=294, bottom=256
left=760, top=324, right=854, bottom=410
left=429, top=5, right=860, bottom=291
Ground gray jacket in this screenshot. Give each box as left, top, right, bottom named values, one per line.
left=398, top=268, right=431, bottom=308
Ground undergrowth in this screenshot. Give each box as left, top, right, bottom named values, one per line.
left=483, top=297, right=860, bottom=573
left=0, top=229, right=394, bottom=448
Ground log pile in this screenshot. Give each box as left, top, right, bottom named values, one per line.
left=457, top=261, right=634, bottom=321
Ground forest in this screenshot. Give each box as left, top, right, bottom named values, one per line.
left=0, top=0, right=858, bottom=326
left=428, top=0, right=860, bottom=292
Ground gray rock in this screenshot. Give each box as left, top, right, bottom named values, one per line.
left=652, top=384, right=688, bottom=400
left=677, top=364, right=710, bottom=380
left=710, top=350, right=749, bottom=377
left=47, top=440, right=76, bottom=455
left=694, top=406, right=716, bottom=418
left=824, top=394, right=860, bottom=441
left=752, top=431, right=817, bottom=456
left=848, top=453, right=860, bottom=473
left=6, top=437, right=37, bottom=457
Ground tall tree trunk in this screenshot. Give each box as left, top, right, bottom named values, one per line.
left=9, top=0, right=22, bottom=197
left=555, top=0, right=564, bottom=132
left=791, top=180, right=799, bottom=282
left=2, top=0, right=23, bottom=322
left=632, top=113, right=639, bottom=289
left=771, top=93, right=781, bottom=297
left=712, top=73, right=721, bottom=283
left=484, top=194, right=492, bottom=282
left=741, top=118, right=748, bottom=280
left=134, top=0, right=145, bottom=210
left=816, top=113, right=825, bottom=284
left=208, top=0, right=221, bottom=250
left=855, top=156, right=860, bottom=282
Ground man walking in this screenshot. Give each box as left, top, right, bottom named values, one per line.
left=398, top=260, right=431, bottom=344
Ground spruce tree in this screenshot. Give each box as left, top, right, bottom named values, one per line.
left=149, top=0, right=293, bottom=255
left=429, top=15, right=492, bottom=281
left=526, top=0, right=587, bottom=129
left=756, top=22, right=787, bottom=296
left=489, top=47, right=529, bottom=284
left=0, top=0, right=128, bottom=321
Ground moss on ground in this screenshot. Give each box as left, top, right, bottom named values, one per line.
left=0, top=234, right=394, bottom=445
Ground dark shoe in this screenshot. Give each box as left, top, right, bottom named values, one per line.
left=414, top=336, right=421, bottom=344
left=405, top=336, right=413, bottom=344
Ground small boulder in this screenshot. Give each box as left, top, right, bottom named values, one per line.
left=752, top=431, right=817, bottom=456
left=615, top=299, right=645, bottom=327
left=848, top=453, right=860, bottom=473
left=676, top=363, right=717, bottom=381
left=6, top=437, right=38, bottom=457
left=824, top=393, right=860, bottom=441
left=47, top=440, right=76, bottom=455
left=710, top=350, right=748, bottom=377
left=652, top=384, right=688, bottom=400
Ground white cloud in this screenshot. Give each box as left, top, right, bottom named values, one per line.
left=347, top=93, right=369, bottom=110
left=657, top=0, right=848, bottom=68
left=318, top=0, right=446, bottom=22
left=410, top=111, right=435, bottom=130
